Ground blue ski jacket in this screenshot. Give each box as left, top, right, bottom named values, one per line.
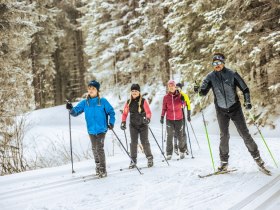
left=70, top=97, right=115, bottom=135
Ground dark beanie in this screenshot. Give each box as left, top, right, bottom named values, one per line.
left=131, top=84, right=140, bottom=92
left=176, top=83, right=183, bottom=89
left=213, top=53, right=225, bottom=63
left=88, top=80, right=100, bottom=91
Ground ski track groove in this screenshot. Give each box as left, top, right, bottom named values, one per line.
left=0, top=167, right=141, bottom=201
left=255, top=188, right=280, bottom=210
left=229, top=173, right=280, bottom=210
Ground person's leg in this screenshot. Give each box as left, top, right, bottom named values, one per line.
left=174, top=120, right=186, bottom=159
left=139, top=125, right=153, bottom=167
left=129, top=124, right=139, bottom=166
left=231, top=106, right=260, bottom=159
left=173, top=130, right=178, bottom=155
left=166, top=120, right=175, bottom=157
left=95, top=133, right=106, bottom=176
left=182, top=118, right=188, bottom=154
left=89, top=134, right=100, bottom=175
left=216, top=108, right=230, bottom=170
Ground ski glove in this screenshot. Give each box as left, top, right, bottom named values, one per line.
left=120, top=122, right=126, bottom=130
left=245, top=103, right=252, bottom=110
left=187, top=110, right=191, bottom=122
left=160, top=116, right=164, bottom=124
left=108, top=124, right=114, bottom=130
left=66, top=101, right=73, bottom=110
left=143, top=118, right=150, bottom=125
left=194, top=85, right=200, bottom=93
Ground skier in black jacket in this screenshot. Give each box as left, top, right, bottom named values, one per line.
left=194, top=53, right=266, bottom=172
left=121, top=84, right=153, bottom=169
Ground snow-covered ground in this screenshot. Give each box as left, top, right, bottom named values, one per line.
left=1, top=94, right=280, bottom=210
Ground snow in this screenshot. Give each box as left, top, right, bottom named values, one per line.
left=1, top=94, right=280, bottom=210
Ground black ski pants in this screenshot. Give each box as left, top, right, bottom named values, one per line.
left=89, top=133, right=106, bottom=171
left=166, top=119, right=186, bottom=155
left=216, top=104, right=260, bottom=162
left=129, top=123, right=153, bottom=163
left=174, top=118, right=188, bottom=151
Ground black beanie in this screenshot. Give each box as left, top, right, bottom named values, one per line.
left=176, top=83, right=183, bottom=89
left=88, top=80, right=100, bottom=91
left=213, top=53, right=225, bottom=63
left=131, top=84, right=140, bottom=92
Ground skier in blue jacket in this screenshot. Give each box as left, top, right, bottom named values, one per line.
left=66, top=80, right=115, bottom=178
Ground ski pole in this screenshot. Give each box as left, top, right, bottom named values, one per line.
left=189, top=122, right=201, bottom=149
left=197, top=93, right=215, bottom=172
left=249, top=111, right=278, bottom=168
left=185, top=120, right=194, bottom=159
left=66, top=100, right=75, bottom=174
left=111, top=129, right=143, bottom=174
left=123, top=130, right=129, bottom=152
left=149, top=127, right=169, bottom=166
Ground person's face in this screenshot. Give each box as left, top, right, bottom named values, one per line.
left=168, top=84, right=176, bottom=93
left=212, top=60, right=224, bottom=71
left=88, top=86, right=98, bottom=97
left=131, top=90, right=140, bottom=98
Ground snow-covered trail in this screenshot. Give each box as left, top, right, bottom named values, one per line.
left=1, top=128, right=279, bottom=210
left=1, top=104, right=280, bottom=210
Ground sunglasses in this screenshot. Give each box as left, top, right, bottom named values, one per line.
left=212, top=61, right=223, bottom=66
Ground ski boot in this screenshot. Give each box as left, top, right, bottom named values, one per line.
left=185, top=149, right=189, bottom=156
left=147, top=157, right=154, bottom=168
left=166, top=155, right=172, bottom=160
left=254, top=156, right=265, bottom=168
left=98, top=167, right=107, bottom=178
left=179, top=152, right=185, bottom=159
left=217, top=161, right=228, bottom=172
left=129, top=160, right=137, bottom=169
left=254, top=156, right=271, bottom=175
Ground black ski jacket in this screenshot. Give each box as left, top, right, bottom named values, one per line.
left=199, top=67, right=251, bottom=109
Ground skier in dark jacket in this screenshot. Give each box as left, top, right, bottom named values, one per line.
left=160, top=80, right=187, bottom=160
left=121, top=84, right=153, bottom=169
left=194, top=53, right=266, bottom=172
left=66, top=80, right=115, bottom=178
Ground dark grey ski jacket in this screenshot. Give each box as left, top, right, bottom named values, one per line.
left=199, top=67, right=251, bottom=109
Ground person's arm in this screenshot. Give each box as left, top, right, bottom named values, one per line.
left=143, top=99, right=152, bottom=120
left=121, top=102, right=129, bottom=122
left=180, top=91, right=191, bottom=121
left=161, top=96, right=167, bottom=117
left=103, top=99, right=116, bottom=126
left=70, top=100, right=85, bottom=116
left=199, top=74, right=212, bottom=96
left=234, top=72, right=251, bottom=109
left=160, top=96, right=167, bottom=124
left=180, top=91, right=191, bottom=111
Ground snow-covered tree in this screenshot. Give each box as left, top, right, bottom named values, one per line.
left=81, top=0, right=172, bottom=104
left=0, top=0, right=39, bottom=174
left=164, top=0, right=280, bottom=126
left=31, top=0, right=63, bottom=108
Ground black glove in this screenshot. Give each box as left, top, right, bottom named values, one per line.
left=120, top=122, right=126, bottom=130
left=245, top=103, right=252, bottom=110
left=66, top=101, right=73, bottom=110
left=160, top=116, right=164, bottom=124
left=187, top=110, right=191, bottom=122
left=194, top=85, right=200, bottom=93
left=143, top=118, right=150, bottom=125
left=108, top=124, right=114, bottom=130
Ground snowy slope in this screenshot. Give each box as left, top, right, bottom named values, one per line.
left=1, top=94, right=280, bottom=210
